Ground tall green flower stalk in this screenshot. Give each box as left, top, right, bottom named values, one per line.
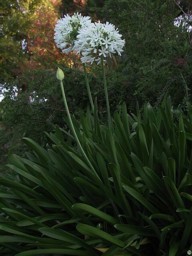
left=83, top=64, right=94, bottom=112
left=101, top=58, right=112, bottom=128
left=56, top=68, right=99, bottom=180
left=100, top=61, right=132, bottom=216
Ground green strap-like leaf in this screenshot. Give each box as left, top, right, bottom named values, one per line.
left=72, top=203, right=118, bottom=225
left=161, top=220, right=184, bottom=232
left=39, top=227, right=97, bottom=255
left=168, top=240, right=179, bottom=256
left=23, top=137, right=50, bottom=163
left=180, top=211, right=192, bottom=250
left=150, top=213, right=175, bottom=223
left=114, top=224, right=154, bottom=237
left=123, top=185, right=158, bottom=213
left=163, top=177, right=185, bottom=209
left=15, top=248, right=93, bottom=256
left=77, top=223, right=125, bottom=248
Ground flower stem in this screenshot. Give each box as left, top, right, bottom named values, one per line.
left=101, top=58, right=112, bottom=128
left=60, top=80, right=99, bottom=178
left=83, top=64, right=94, bottom=113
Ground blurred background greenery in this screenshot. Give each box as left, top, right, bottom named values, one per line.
left=1, top=0, right=192, bottom=170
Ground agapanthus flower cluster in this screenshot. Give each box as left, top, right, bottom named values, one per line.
left=54, top=13, right=91, bottom=53
left=74, top=22, right=125, bottom=64
left=54, top=13, right=125, bottom=64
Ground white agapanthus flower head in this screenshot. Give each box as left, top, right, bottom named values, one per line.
left=74, top=21, right=125, bottom=64
left=54, top=12, right=92, bottom=54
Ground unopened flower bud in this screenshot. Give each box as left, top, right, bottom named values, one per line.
left=56, top=67, right=65, bottom=81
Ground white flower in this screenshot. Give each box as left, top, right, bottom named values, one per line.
left=54, top=13, right=92, bottom=53
left=74, top=21, right=125, bottom=64
left=174, top=14, right=192, bottom=32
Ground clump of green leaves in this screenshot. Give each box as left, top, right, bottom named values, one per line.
left=0, top=99, right=192, bottom=255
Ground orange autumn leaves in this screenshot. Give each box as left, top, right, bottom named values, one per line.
left=26, top=2, right=62, bottom=68
left=17, top=0, right=86, bottom=77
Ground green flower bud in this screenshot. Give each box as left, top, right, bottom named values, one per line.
left=56, top=67, right=65, bottom=81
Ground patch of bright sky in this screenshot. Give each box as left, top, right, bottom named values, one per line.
left=0, top=85, right=6, bottom=102
left=0, top=94, right=4, bottom=102
left=0, top=86, right=47, bottom=103
left=0, top=85, right=18, bottom=102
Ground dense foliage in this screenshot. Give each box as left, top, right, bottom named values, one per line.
left=0, top=100, right=192, bottom=255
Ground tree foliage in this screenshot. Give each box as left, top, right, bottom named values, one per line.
left=0, top=0, right=63, bottom=82
left=0, top=0, right=64, bottom=169
left=95, top=0, right=192, bottom=106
